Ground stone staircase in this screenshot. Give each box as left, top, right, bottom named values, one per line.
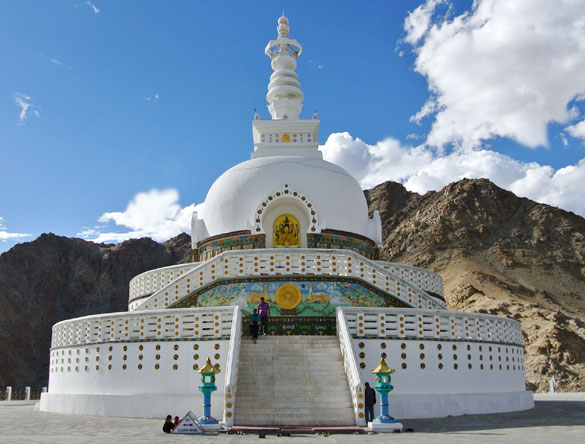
left=233, top=335, right=355, bottom=426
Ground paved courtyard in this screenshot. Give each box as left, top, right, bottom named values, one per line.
left=0, top=394, right=584, bottom=444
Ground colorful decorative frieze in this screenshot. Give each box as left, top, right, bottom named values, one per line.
left=195, top=231, right=266, bottom=262
left=308, top=229, right=378, bottom=260
left=170, top=276, right=407, bottom=319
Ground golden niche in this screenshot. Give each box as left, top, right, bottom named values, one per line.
left=275, top=284, right=302, bottom=310
left=273, top=214, right=300, bottom=248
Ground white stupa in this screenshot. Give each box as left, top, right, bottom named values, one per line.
left=40, top=15, right=533, bottom=427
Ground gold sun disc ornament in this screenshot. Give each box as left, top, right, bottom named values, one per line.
left=281, top=133, right=291, bottom=143
left=275, top=284, right=302, bottom=309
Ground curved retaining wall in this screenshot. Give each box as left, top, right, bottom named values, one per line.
left=336, top=307, right=532, bottom=419
left=41, top=305, right=532, bottom=420
left=128, top=255, right=445, bottom=311
left=132, top=249, right=446, bottom=313
left=41, top=307, right=238, bottom=419
left=128, top=263, right=199, bottom=311
left=374, top=260, right=443, bottom=298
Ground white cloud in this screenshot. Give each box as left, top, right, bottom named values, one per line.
left=566, top=119, right=585, bottom=142
left=403, top=0, right=443, bottom=45
left=79, top=189, right=200, bottom=244
left=404, top=0, right=585, bottom=149
left=306, top=60, right=325, bottom=69
left=50, top=58, right=72, bottom=69
left=320, top=132, right=433, bottom=189
left=0, top=217, right=32, bottom=242
left=321, top=132, right=585, bottom=217
left=85, top=1, right=100, bottom=14
left=13, top=92, right=40, bottom=124
left=144, top=94, right=160, bottom=102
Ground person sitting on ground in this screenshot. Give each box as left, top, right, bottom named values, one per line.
left=163, top=414, right=175, bottom=433
left=249, top=308, right=260, bottom=344
left=173, top=416, right=180, bottom=428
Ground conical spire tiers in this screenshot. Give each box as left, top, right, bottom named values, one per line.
left=265, top=14, right=304, bottom=120
left=251, top=15, right=320, bottom=160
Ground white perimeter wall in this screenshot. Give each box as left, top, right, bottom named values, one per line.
left=353, top=338, right=526, bottom=395
left=47, top=340, right=229, bottom=396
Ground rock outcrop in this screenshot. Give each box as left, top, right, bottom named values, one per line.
left=0, top=233, right=192, bottom=389
left=366, top=178, right=585, bottom=392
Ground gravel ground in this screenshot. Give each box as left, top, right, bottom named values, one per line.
left=0, top=394, right=583, bottom=444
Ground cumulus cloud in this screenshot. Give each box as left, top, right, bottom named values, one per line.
left=85, top=1, right=100, bottom=14
left=0, top=217, right=31, bottom=242
left=321, top=132, right=585, bottom=217
left=404, top=0, right=585, bottom=149
left=78, top=189, right=200, bottom=244
left=320, top=132, right=433, bottom=189
left=403, top=0, right=444, bottom=45
left=14, top=93, right=40, bottom=124
left=566, top=119, right=585, bottom=143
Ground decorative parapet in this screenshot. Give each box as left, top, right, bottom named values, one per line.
left=50, top=307, right=236, bottom=349
left=339, top=307, right=523, bottom=346
left=128, top=263, right=199, bottom=308
left=375, top=261, right=444, bottom=300
left=132, top=248, right=446, bottom=312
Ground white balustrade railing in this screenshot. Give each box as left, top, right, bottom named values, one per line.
left=50, top=307, right=235, bottom=349
left=337, top=307, right=366, bottom=426
left=129, top=263, right=199, bottom=303
left=375, top=260, right=444, bottom=298
left=223, top=307, right=242, bottom=427
left=339, top=307, right=523, bottom=346
left=133, top=248, right=445, bottom=312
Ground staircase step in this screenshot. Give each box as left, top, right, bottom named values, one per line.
left=234, top=335, right=355, bottom=426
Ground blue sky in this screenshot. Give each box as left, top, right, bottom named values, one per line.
left=2, top=0, right=585, bottom=252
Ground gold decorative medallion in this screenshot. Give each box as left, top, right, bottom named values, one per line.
left=281, top=133, right=291, bottom=143
left=275, top=284, right=302, bottom=309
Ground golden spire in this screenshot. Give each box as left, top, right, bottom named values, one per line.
left=198, top=357, right=221, bottom=374
left=371, top=358, right=395, bottom=374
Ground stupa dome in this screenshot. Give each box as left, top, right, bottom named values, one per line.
left=199, top=154, right=375, bottom=243
left=190, top=15, right=382, bottom=251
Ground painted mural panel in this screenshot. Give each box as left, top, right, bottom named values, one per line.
left=196, top=280, right=388, bottom=317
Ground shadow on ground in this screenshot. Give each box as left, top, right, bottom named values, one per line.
left=402, top=401, right=585, bottom=433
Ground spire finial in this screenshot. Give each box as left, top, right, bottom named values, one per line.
left=277, top=12, right=290, bottom=37
left=264, top=15, right=304, bottom=119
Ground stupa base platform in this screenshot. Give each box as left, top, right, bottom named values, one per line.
left=368, top=421, right=403, bottom=433
left=226, top=425, right=366, bottom=435
left=39, top=393, right=224, bottom=420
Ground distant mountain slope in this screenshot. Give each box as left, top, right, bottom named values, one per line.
left=1, top=179, right=583, bottom=392
left=366, top=178, right=585, bottom=392
left=0, top=233, right=192, bottom=389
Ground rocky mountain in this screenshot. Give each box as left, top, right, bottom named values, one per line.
left=0, top=233, right=192, bottom=389
left=1, top=178, right=583, bottom=392
left=366, top=178, right=585, bottom=392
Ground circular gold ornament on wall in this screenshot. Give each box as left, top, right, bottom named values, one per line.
left=275, top=284, right=302, bottom=309
left=281, top=134, right=291, bottom=143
